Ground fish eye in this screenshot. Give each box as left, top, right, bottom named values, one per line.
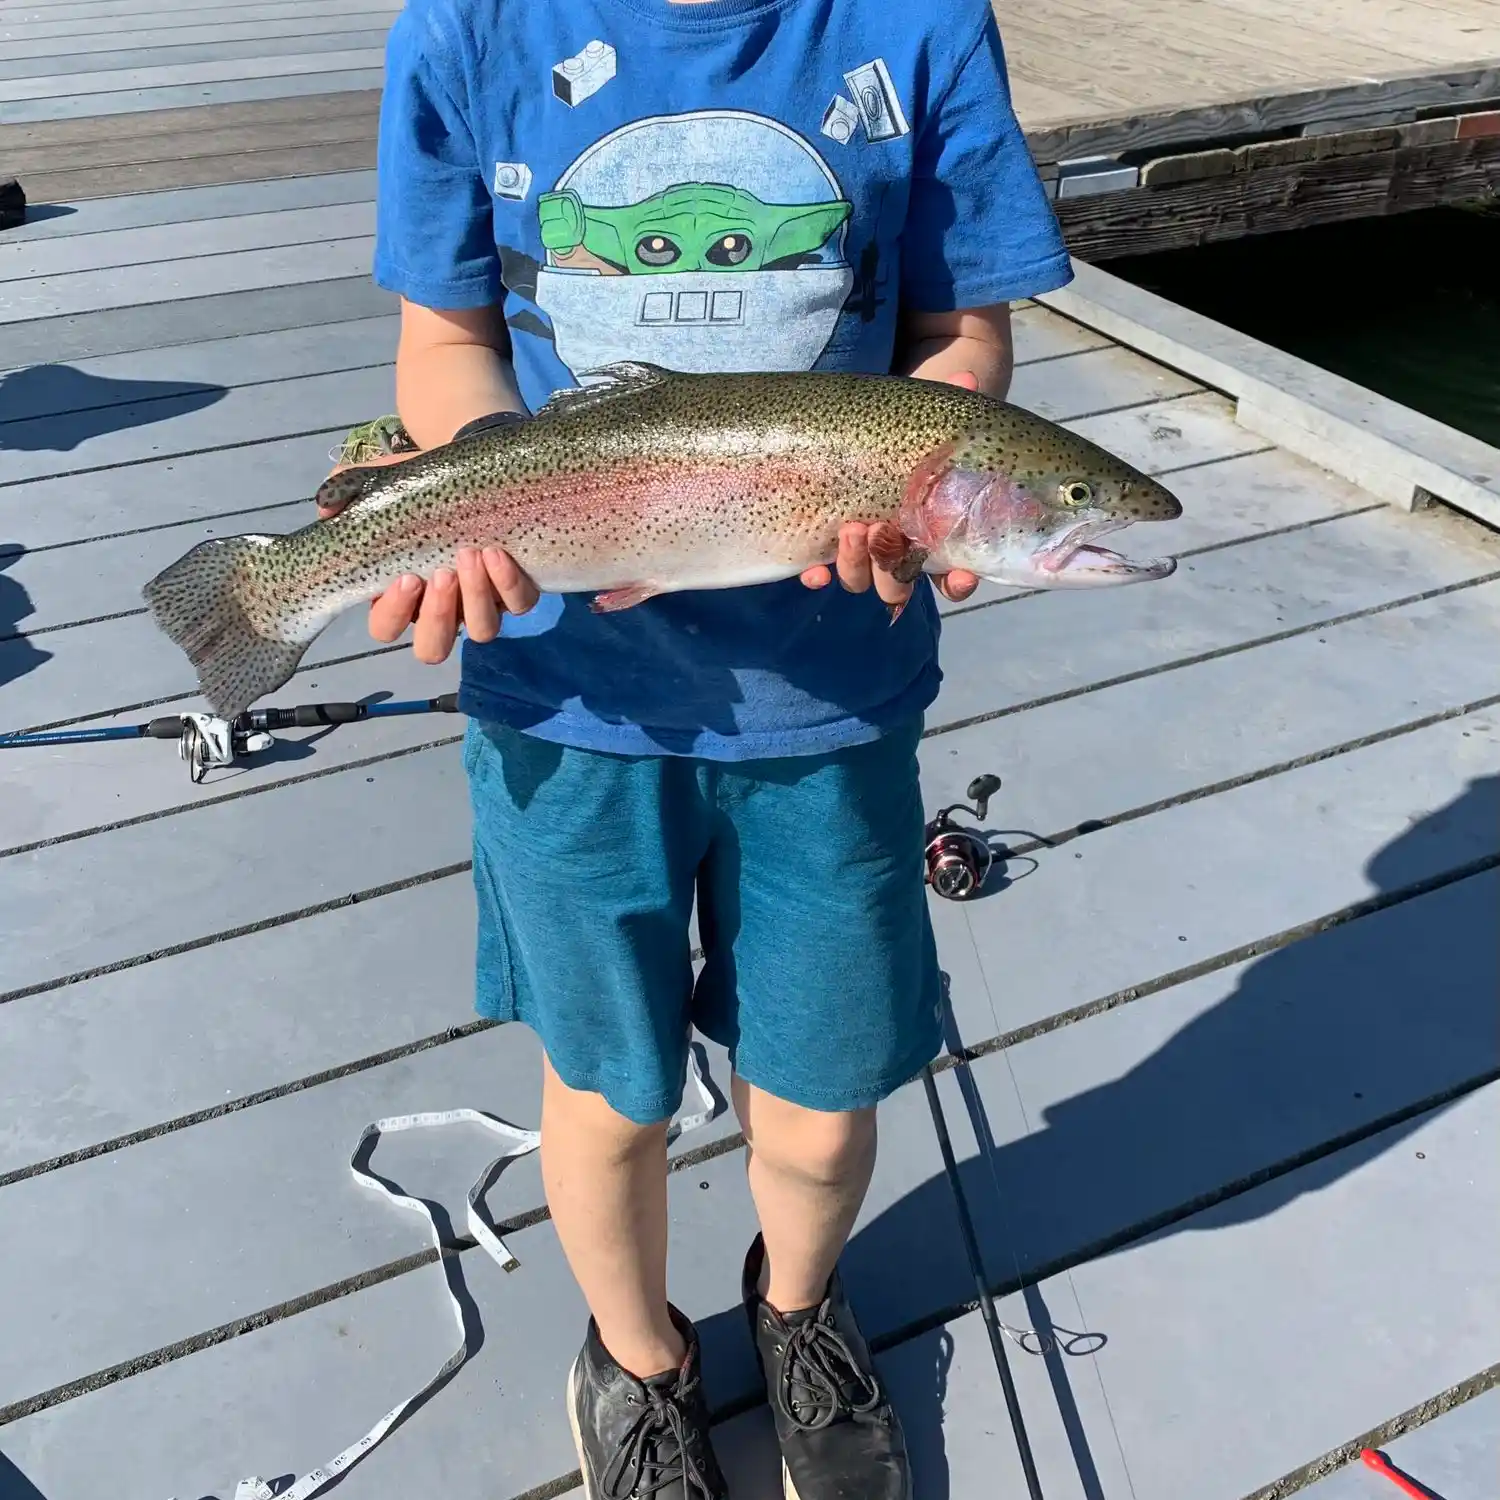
left=1061, top=481, right=1093, bottom=506
left=635, top=235, right=681, bottom=267
left=706, top=233, right=753, bottom=266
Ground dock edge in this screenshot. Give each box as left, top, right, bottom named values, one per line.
left=1038, top=260, right=1500, bottom=530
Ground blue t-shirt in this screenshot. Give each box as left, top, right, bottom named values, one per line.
left=373, top=0, right=1072, bottom=760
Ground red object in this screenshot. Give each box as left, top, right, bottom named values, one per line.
left=1360, top=1448, right=1433, bottom=1500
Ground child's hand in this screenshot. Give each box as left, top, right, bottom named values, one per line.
left=316, top=451, right=539, bottom=663
left=799, top=370, right=982, bottom=607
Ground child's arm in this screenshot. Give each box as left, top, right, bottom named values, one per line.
left=897, top=303, right=1016, bottom=400
left=393, top=301, right=524, bottom=448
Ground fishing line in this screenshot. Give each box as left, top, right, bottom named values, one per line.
left=920, top=1064, right=1046, bottom=1500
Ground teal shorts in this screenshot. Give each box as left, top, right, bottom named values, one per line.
left=464, top=718, right=943, bottom=1125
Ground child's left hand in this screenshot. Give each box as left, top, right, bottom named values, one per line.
left=798, top=370, right=982, bottom=607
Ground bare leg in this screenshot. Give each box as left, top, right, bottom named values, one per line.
left=541, top=1054, right=685, bottom=1377
left=732, top=1074, right=878, bottom=1311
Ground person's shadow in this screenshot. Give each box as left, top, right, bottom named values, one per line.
left=0, top=548, right=51, bottom=692
left=0, top=367, right=226, bottom=453
left=691, top=774, right=1499, bottom=1496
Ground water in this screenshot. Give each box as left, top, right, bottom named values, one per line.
left=1103, top=204, right=1500, bottom=449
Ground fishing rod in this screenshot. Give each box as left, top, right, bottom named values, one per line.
left=0, top=693, right=461, bottom=783
left=920, top=1064, right=1047, bottom=1500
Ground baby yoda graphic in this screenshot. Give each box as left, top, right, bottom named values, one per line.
left=531, top=110, right=857, bottom=383
left=538, top=183, right=851, bottom=276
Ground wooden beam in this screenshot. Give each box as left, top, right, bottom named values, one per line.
left=1022, top=61, right=1500, bottom=167
left=1054, top=134, right=1500, bottom=261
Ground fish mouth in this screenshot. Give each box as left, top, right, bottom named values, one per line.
left=1035, top=518, right=1177, bottom=583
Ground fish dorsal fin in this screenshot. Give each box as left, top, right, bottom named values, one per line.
left=538, top=361, right=675, bottom=418
left=313, top=464, right=389, bottom=513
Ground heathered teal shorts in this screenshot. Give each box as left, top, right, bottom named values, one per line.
left=464, top=717, right=943, bottom=1125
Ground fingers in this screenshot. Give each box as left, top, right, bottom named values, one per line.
left=809, top=521, right=916, bottom=609
left=368, top=574, right=424, bottom=642
left=835, top=522, right=875, bottom=595
left=937, top=569, right=980, bottom=603
left=480, top=546, right=539, bottom=616
left=412, top=568, right=461, bottom=663
left=456, top=548, right=501, bottom=642
left=940, top=369, right=981, bottom=391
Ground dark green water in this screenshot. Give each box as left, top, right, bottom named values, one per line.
left=1103, top=204, right=1500, bottom=448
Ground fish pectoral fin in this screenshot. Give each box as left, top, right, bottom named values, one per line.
left=590, top=582, right=664, bottom=613
left=867, top=526, right=929, bottom=585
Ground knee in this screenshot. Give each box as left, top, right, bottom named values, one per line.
left=743, top=1093, right=877, bottom=1187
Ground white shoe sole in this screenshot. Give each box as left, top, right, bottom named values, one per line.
left=568, top=1353, right=598, bottom=1500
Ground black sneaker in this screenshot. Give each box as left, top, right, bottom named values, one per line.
left=567, top=1305, right=729, bottom=1500
left=742, top=1235, right=912, bottom=1500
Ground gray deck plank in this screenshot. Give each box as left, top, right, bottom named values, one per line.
left=0, top=646, right=462, bottom=854
left=0, top=1046, right=957, bottom=1439
left=953, top=867, right=1499, bottom=1279
left=0, top=363, right=392, bottom=488
left=955, top=708, right=1498, bottom=1040
left=0, top=711, right=1491, bottom=1390
left=0, top=202, right=374, bottom=280
left=1300, top=1386, right=1500, bottom=1499
left=0, top=86, right=378, bottom=143
left=2, top=430, right=350, bottom=552
left=0, top=66, right=386, bottom=124
left=927, top=496, right=1500, bottom=730
left=1, top=12, right=396, bottom=54
left=1007, top=341, right=1201, bottom=421
left=1062, top=1085, right=1500, bottom=1499
left=1067, top=390, right=1265, bottom=472
left=9, top=585, right=1497, bottom=1169
left=0, top=236, right=375, bottom=323
left=0, top=0, right=393, bottom=21
left=0, top=277, right=395, bottom=367
left=0, top=317, right=395, bottom=425
left=0, top=47, right=385, bottom=103
left=0, top=29, right=393, bottom=81
left=3, top=110, right=377, bottom=182
left=0, top=169, right=374, bottom=243
left=0, top=869, right=474, bottom=1178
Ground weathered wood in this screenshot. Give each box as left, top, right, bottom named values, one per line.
left=1022, top=61, right=1500, bottom=166
left=1057, top=134, right=1500, bottom=261
left=21, top=139, right=379, bottom=204
left=2, top=109, right=380, bottom=176
left=0, top=88, right=380, bottom=152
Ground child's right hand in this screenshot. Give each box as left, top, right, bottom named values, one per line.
left=315, top=451, right=540, bottom=664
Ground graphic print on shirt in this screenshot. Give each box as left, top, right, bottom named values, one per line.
left=527, top=110, right=856, bottom=384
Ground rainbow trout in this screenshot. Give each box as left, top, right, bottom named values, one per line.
left=143, top=362, right=1182, bottom=717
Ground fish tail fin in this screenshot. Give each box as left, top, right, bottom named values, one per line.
left=142, top=534, right=310, bottom=718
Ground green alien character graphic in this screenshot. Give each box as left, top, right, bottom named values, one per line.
left=530, top=110, right=859, bottom=384
left=537, top=182, right=852, bottom=276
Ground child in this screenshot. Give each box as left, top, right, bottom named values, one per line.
left=322, top=1, right=1071, bottom=1493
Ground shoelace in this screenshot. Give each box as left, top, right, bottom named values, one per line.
left=602, top=1383, right=717, bottom=1500
left=778, top=1315, right=883, bottom=1432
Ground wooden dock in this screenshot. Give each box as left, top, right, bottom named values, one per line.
left=3, top=2, right=1500, bottom=1497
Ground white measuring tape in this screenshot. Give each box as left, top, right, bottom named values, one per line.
left=182, top=1050, right=718, bottom=1500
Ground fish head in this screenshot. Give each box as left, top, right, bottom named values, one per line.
left=908, top=421, right=1183, bottom=589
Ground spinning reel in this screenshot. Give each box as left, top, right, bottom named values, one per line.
left=924, top=773, right=1002, bottom=900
